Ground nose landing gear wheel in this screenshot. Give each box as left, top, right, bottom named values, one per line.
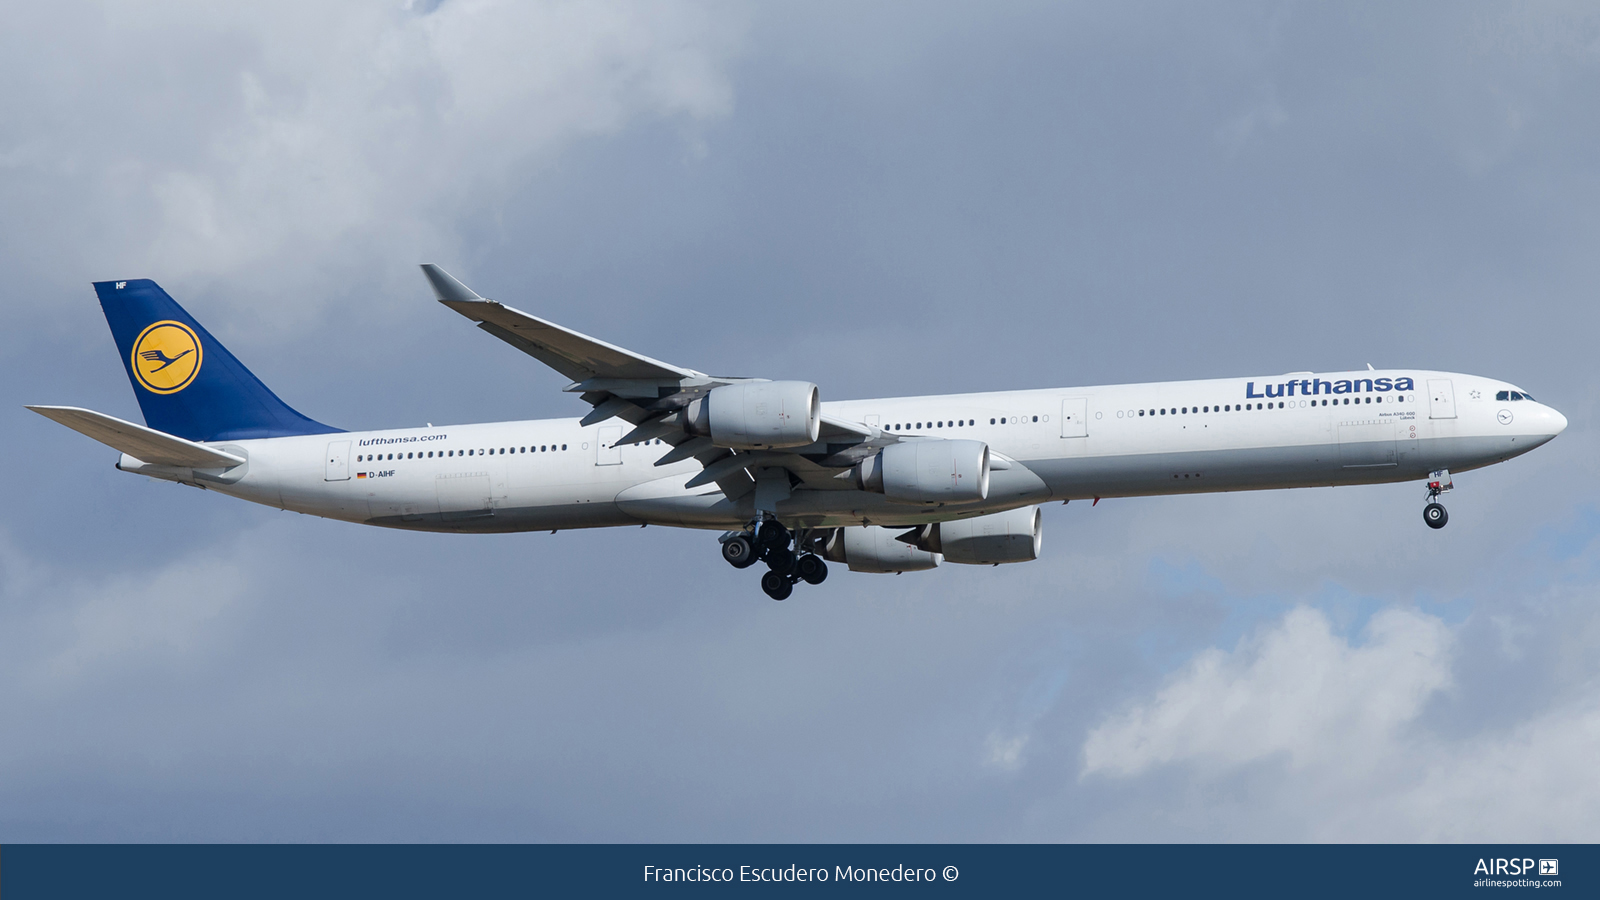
left=795, top=554, right=828, bottom=585
left=1423, top=502, right=1448, bottom=529
left=722, top=534, right=757, bottom=568
left=760, top=571, right=794, bottom=600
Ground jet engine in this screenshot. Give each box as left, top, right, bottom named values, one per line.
left=685, top=380, right=821, bottom=449
left=901, top=505, right=1042, bottom=565
left=822, top=526, right=942, bottom=573
left=853, top=439, right=990, bottom=504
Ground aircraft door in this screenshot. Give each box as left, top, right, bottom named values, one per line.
left=1060, top=398, right=1088, bottom=438
left=324, top=440, right=351, bottom=481
left=596, top=425, right=623, bottom=465
left=1428, top=379, right=1457, bottom=419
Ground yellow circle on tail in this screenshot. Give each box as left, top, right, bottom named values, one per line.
left=131, top=320, right=203, bottom=394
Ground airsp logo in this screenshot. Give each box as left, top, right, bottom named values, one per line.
left=131, top=320, right=202, bottom=394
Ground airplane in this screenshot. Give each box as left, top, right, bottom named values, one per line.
left=30, top=268, right=1568, bottom=600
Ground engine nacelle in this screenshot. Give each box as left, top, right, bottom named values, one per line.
left=854, top=439, right=990, bottom=504
left=822, top=526, right=942, bottom=573
left=912, top=505, right=1042, bottom=565
left=686, top=380, right=821, bottom=449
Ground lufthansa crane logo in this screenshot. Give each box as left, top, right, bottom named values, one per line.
left=131, top=320, right=202, bottom=394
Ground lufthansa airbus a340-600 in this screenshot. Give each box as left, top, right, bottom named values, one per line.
left=32, top=268, right=1567, bottom=599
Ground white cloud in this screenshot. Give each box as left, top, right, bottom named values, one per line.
left=0, top=0, right=741, bottom=323
left=1083, top=606, right=1453, bottom=777
left=1080, top=605, right=1600, bottom=840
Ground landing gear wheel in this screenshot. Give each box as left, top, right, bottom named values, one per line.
left=761, top=571, right=794, bottom=601
left=722, top=534, right=757, bottom=568
left=795, top=554, right=828, bottom=585
left=765, top=546, right=795, bottom=574
left=1423, top=502, right=1448, bottom=530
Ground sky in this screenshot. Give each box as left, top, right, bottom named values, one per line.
left=3, top=0, right=1600, bottom=841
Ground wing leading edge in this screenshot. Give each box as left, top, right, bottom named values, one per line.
left=421, top=265, right=891, bottom=500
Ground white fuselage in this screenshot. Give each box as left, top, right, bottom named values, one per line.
left=119, top=369, right=1566, bottom=533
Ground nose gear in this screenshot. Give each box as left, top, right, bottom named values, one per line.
left=1423, top=469, right=1453, bottom=530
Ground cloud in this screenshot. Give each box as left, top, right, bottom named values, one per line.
left=1081, top=605, right=1600, bottom=841
left=0, top=0, right=741, bottom=325
left=1083, top=607, right=1454, bottom=777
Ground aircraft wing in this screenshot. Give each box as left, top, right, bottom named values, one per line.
left=28, top=405, right=246, bottom=468
left=421, top=265, right=697, bottom=383
left=423, top=265, right=892, bottom=499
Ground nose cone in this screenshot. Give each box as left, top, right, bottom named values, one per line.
left=1551, top=407, right=1569, bottom=435
left=1526, top=404, right=1567, bottom=450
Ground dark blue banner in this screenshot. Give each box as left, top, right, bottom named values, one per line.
left=2, top=844, right=1592, bottom=898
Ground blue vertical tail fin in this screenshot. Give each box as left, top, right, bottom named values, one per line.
left=95, top=279, right=341, bottom=441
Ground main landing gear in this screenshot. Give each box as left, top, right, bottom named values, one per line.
left=719, top=520, right=829, bottom=600
left=1423, top=469, right=1452, bottom=530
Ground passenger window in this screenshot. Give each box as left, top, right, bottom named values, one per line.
left=990, top=418, right=996, bottom=424
left=561, top=444, right=567, bottom=450
left=1138, top=410, right=1144, bottom=416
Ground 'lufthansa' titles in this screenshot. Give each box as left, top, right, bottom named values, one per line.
left=1245, top=376, right=1414, bottom=399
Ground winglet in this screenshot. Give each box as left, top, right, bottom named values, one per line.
left=422, top=265, right=700, bottom=383
left=420, top=265, right=483, bottom=303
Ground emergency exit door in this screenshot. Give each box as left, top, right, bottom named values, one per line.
left=596, top=425, right=623, bottom=465
left=1060, top=398, right=1088, bottom=438
left=1428, top=379, right=1457, bottom=420
left=324, top=440, right=350, bottom=481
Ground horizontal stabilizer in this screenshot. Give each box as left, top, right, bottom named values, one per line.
left=27, top=405, right=245, bottom=468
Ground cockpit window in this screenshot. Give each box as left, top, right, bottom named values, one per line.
left=1496, top=391, right=1509, bottom=401
left=1510, top=391, right=1524, bottom=401
left=1520, top=391, right=1535, bottom=401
